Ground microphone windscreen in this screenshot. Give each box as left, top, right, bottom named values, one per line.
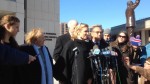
left=92, top=45, right=100, bottom=55
left=93, top=49, right=100, bottom=55
left=93, top=45, right=99, bottom=50
left=107, top=46, right=112, bottom=51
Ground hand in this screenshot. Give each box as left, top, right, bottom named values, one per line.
left=59, top=81, right=64, bottom=84
left=87, top=78, right=92, bottom=84
left=122, top=56, right=130, bottom=66
left=28, top=55, right=36, bottom=64
left=110, top=51, right=118, bottom=56
left=109, top=69, right=116, bottom=84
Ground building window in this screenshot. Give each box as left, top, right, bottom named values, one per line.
left=148, top=30, right=150, bottom=37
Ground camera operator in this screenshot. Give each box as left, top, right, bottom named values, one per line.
left=90, top=25, right=116, bottom=84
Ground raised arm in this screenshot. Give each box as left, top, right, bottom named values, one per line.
left=135, top=66, right=150, bottom=80
left=132, top=0, right=140, bottom=9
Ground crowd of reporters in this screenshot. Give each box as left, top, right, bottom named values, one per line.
left=0, top=15, right=150, bottom=84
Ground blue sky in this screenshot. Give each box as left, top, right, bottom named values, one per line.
left=60, top=0, right=150, bottom=29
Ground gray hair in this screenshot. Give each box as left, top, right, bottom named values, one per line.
left=91, top=24, right=103, bottom=32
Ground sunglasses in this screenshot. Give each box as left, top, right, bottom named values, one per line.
left=118, top=35, right=126, bottom=38
left=93, top=31, right=103, bottom=34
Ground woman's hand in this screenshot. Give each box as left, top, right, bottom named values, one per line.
left=122, top=56, right=130, bottom=66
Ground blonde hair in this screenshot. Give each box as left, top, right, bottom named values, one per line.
left=71, top=23, right=88, bottom=40
left=0, top=15, right=20, bottom=26
left=25, top=28, right=43, bottom=45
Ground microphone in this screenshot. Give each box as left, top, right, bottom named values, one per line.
left=73, top=47, right=79, bottom=56
left=88, top=45, right=100, bottom=58
left=107, top=46, right=112, bottom=51
left=101, top=47, right=118, bottom=57
left=73, top=47, right=78, bottom=51
left=107, top=47, right=118, bottom=56
left=92, top=45, right=100, bottom=55
left=90, top=45, right=101, bottom=69
left=88, top=45, right=118, bottom=58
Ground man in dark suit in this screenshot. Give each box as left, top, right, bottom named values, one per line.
left=53, top=20, right=78, bottom=83
left=53, top=19, right=78, bottom=61
left=91, top=25, right=114, bottom=84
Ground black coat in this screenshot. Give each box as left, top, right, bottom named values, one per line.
left=0, top=43, right=29, bottom=65
left=110, top=42, right=135, bottom=84
left=18, top=44, right=54, bottom=84
left=56, top=39, right=93, bottom=84
left=0, top=43, right=29, bottom=84
left=53, top=33, right=71, bottom=61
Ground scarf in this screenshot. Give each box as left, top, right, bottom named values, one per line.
left=33, top=45, right=53, bottom=84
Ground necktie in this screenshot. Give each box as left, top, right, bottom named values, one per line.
left=39, top=47, right=48, bottom=84
left=95, top=42, right=98, bottom=45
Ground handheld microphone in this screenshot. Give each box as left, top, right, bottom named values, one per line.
left=91, top=45, right=101, bottom=69
left=73, top=47, right=79, bottom=56
left=89, top=45, right=118, bottom=58
left=92, top=45, right=100, bottom=55
left=88, top=45, right=100, bottom=58
left=73, top=47, right=78, bottom=51
left=101, top=47, right=118, bottom=57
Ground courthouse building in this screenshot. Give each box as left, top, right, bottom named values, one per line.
left=0, top=0, right=60, bottom=54
left=111, top=17, right=150, bottom=45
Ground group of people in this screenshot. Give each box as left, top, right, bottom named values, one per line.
left=53, top=19, right=150, bottom=84
left=0, top=14, right=150, bottom=84
left=0, top=15, right=54, bottom=84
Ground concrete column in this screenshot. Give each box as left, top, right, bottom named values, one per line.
left=145, top=30, right=149, bottom=44
left=141, top=30, right=145, bottom=45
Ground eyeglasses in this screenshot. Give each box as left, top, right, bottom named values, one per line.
left=118, top=35, right=126, bottom=38
left=93, top=31, right=103, bottom=34
left=104, top=34, right=110, bottom=36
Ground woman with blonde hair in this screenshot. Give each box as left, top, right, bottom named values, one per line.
left=19, top=28, right=54, bottom=84
left=55, top=23, right=93, bottom=84
left=0, top=15, right=36, bottom=84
